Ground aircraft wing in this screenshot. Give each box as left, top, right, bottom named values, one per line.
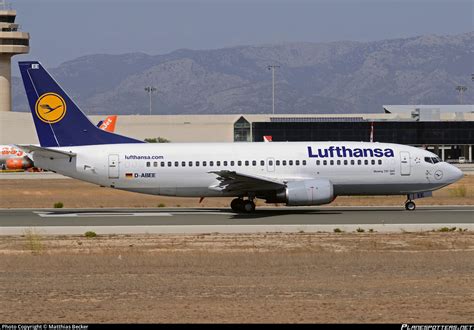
left=16, top=145, right=76, bottom=159
left=208, top=170, right=285, bottom=193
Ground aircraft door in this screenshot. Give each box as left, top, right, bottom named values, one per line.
left=400, top=151, right=411, bottom=176
left=108, top=154, right=119, bottom=179
left=266, top=157, right=275, bottom=172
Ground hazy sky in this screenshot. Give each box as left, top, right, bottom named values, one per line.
left=9, top=0, right=474, bottom=72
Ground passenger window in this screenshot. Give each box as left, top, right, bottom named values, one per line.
left=231, top=161, right=235, bottom=166
left=167, top=162, right=172, bottom=167
left=269, top=160, right=273, bottom=166
left=245, top=160, right=249, bottom=166
left=252, top=160, right=257, bottom=166
left=282, top=160, right=287, bottom=166
left=378, top=159, right=382, bottom=165
left=196, top=161, right=200, bottom=167
left=344, top=160, right=348, bottom=165
left=364, top=160, right=369, bottom=165
left=260, top=160, right=265, bottom=166
left=182, top=161, right=186, bottom=167
left=289, top=160, right=293, bottom=166
left=316, top=160, right=320, bottom=166
left=238, top=161, right=242, bottom=166
left=371, top=159, right=375, bottom=165
left=210, top=161, right=214, bottom=166
left=303, top=160, right=306, bottom=165
left=216, top=161, right=221, bottom=166
left=323, top=160, right=327, bottom=166
left=357, top=160, right=362, bottom=165
left=336, top=160, right=341, bottom=165
left=203, top=161, right=207, bottom=166
left=351, top=160, right=355, bottom=165
left=223, top=161, right=228, bottom=166
left=174, top=161, right=178, bottom=167
left=188, top=161, right=192, bottom=167
left=161, top=162, right=165, bottom=167
left=330, top=160, right=334, bottom=165
left=146, top=162, right=150, bottom=167
left=296, top=160, right=300, bottom=166
left=153, top=161, right=158, bottom=167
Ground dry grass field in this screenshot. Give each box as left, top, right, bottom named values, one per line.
left=0, top=175, right=473, bottom=209
left=0, top=232, right=473, bottom=323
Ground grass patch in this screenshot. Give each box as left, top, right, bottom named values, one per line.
left=24, top=228, right=43, bottom=254
left=333, top=228, right=343, bottom=233
left=158, top=203, right=166, bottom=207
left=438, top=227, right=457, bottom=232
left=84, top=231, right=97, bottom=238
left=356, top=227, right=365, bottom=233
left=449, top=185, right=467, bottom=197
left=53, top=202, right=64, bottom=208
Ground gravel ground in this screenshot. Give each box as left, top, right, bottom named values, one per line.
left=0, top=232, right=473, bottom=323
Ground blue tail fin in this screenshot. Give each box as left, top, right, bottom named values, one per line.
left=19, top=61, right=144, bottom=147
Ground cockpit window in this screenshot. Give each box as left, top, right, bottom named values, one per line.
left=425, top=156, right=441, bottom=164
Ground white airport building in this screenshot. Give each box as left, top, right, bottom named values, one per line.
left=1, top=105, right=473, bottom=163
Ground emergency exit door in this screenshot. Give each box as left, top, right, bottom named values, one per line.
left=108, top=154, right=119, bottom=179
left=400, top=151, right=411, bottom=176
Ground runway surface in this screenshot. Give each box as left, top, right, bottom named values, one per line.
left=0, top=206, right=473, bottom=234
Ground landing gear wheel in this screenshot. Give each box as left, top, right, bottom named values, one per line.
left=405, top=201, right=416, bottom=211
left=243, top=200, right=256, bottom=213
left=231, top=198, right=244, bottom=212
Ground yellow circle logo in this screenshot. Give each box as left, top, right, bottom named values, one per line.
left=35, top=93, right=67, bottom=124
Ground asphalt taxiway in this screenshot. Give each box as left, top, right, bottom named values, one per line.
left=0, top=206, right=472, bottom=235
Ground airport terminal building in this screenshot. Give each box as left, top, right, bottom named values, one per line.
left=1, top=104, right=473, bottom=163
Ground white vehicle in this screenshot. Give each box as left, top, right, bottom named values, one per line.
left=17, top=61, right=463, bottom=212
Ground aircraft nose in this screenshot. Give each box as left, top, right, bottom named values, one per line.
left=448, top=164, right=464, bottom=183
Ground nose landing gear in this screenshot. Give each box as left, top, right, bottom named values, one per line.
left=230, top=198, right=256, bottom=213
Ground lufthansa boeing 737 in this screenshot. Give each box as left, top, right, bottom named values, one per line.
left=17, top=61, right=463, bottom=212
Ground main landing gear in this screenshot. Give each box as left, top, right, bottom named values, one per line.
left=230, top=197, right=256, bottom=213
left=404, top=195, right=416, bottom=211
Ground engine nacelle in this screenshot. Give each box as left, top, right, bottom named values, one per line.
left=266, top=179, right=334, bottom=206
left=6, top=157, right=34, bottom=170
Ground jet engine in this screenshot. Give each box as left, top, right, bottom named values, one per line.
left=6, top=157, right=34, bottom=170
left=266, top=178, right=334, bottom=206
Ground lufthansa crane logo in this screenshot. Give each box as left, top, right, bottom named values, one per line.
left=35, top=93, right=67, bottom=124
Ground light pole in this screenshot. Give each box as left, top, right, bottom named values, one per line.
left=455, top=85, right=467, bottom=105
left=144, top=86, right=157, bottom=115
left=267, top=65, right=280, bottom=115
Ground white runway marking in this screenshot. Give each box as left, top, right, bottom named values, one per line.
left=35, top=212, right=173, bottom=217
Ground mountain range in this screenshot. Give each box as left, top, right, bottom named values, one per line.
left=12, top=32, right=473, bottom=115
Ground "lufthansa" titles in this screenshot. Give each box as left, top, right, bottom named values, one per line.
left=307, top=146, right=395, bottom=158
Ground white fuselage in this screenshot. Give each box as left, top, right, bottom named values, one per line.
left=31, top=141, right=463, bottom=199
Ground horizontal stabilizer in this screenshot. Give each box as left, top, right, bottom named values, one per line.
left=16, top=145, right=76, bottom=159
